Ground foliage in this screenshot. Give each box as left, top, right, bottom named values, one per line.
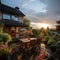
left=24, top=18, right=31, bottom=30
left=50, top=29, right=56, bottom=32
left=32, top=29, right=39, bottom=36
left=55, top=41, right=60, bottom=48
left=0, top=46, right=9, bottom=53
left=37, top=49, right=49, bottom=60
left=0, top=33, right=12, bottom=44
left=0, top=49, right=7, bottom=55
left=40, top=28, right=46, bottom=35
left=39, top=32, right=45, bottom=38
left=0, top=47, right=9, bottom=60
left=44, top=35, right=56, bottom=45
left=9, top=43, right=16, bottom=48
left=39, top=28, right=46, bottom=39
left=44, top=36, right=50, bottom=43
left=47, top=39, right=56, bottom=45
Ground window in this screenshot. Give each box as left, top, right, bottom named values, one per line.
left=3, top=14, right=10, bottom=19
left=12, top=15, right=18, bottom=21
left=19, top=17, right=23, bottom=23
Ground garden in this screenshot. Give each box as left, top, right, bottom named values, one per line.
left=0, top=22, right=60, bottom=60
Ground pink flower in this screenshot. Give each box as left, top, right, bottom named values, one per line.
left=37, top=53, right=45, bottom=60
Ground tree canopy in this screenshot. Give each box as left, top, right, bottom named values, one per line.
left=24, top=18, right=31, bottom=30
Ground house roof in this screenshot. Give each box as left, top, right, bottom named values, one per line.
left=0, top=2, right=25, bottom=17
left=57, top=20, right=60, bottom=24
left=0, top=19, right=26, bottom=27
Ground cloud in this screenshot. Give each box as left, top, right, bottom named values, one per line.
left=2, top=0, right=60, bottom=28
left=30, top=0, right=35, bottom=2
left=20, top=7, right=37, bottom=15
left=22, top=3, right=28, bottom=7
left=35, top=0, right=60, bottom=23
left=47, top=0, right=60, bottom=14
left=26, top=15, right=41, bottom=23
left=40, top=0, right=47, bottom=4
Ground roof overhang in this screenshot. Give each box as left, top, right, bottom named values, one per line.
left=0, top=3, right=25, bottom=17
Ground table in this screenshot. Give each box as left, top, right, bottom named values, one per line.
left=20, top=38, right=30, bottom=49
left=30, top=38, right=37, bottom=47
left=20, top=38, right=38, bottom=50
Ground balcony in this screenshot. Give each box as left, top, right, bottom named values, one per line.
left=0, top=19, right=26, bottom=27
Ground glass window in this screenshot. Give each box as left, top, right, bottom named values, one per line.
left=12, top=15, right=18, bottom=21
left=19, top=17, right=23, bottom=23
left=3, top=14, right=10, bottom=19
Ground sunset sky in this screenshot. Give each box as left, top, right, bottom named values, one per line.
left=2, top=0, right=60, bottom=29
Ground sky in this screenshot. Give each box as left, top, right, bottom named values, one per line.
left=1, top=0, right=60, bottom=29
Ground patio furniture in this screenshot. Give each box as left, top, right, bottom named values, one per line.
left=20, top=38, right=31, bottom=50
left=30, top=38, right=37, bottom=47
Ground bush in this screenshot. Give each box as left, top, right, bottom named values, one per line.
left=47, top=39, right=56, bottom=45
left=0, top=49, right=10, bottom=60
left=32, top=29, right=39, bottom=36
left=44, top=36, right=50, bottom=44
left=0, top=33, right=12, bottom=44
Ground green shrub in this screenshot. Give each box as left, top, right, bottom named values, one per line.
left=0, top=33, right=12, bottom=44
left=32, top=29, right=39, bottom=36
left=47, top=39, right=56, bottom=45
left=0, top=48, right=9, bottom=60
left=44, top=35, right=56, bottom=46
left=45, top=36, right=50, bottom=42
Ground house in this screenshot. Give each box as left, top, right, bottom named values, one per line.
left=0, top=2, right=26, bottom=37
left=56, top=20, right=60, bottom=33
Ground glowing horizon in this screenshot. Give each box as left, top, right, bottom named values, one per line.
left=31, top=22, right=51, bottom=29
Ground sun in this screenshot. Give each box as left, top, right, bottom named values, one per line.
left=40, top=23, right=49, bottom=29
left=37, top=23, right=50, bottom=29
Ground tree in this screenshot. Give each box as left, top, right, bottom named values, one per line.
left=24, top=18, right=31, bottom=30
left=40, top=28, right=46, bottom=35
left=39, top=28, right=46, bottom=39
left=46, top=27, right=50, bottom=32
left=32, top=29, right=39, bottom=36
